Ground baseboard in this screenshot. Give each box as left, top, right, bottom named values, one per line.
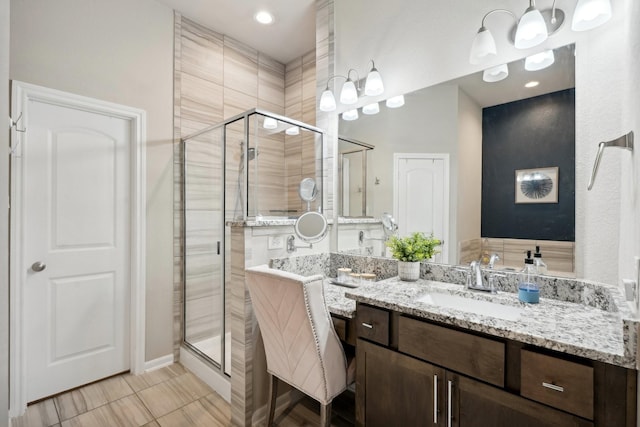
left=144, top=354, right=175, bottom=372
left=251, top=389, right=303, bottom=426
left=179, top=346, right=230, bottom=402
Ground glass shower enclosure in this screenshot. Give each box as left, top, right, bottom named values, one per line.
left=182, top=109, right=323, bottom=375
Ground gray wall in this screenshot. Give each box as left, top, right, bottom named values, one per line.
left=10, top=0, right=175, bottom=361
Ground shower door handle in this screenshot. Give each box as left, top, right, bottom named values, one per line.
left=217, top=241, right=221, bottom=255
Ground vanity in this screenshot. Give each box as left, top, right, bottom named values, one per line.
left=313, top=261, right=640, bottom=427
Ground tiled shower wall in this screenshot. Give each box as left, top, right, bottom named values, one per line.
left=172, top=13, right=318, bottom=359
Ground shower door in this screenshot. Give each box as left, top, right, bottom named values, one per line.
left=183, top=125, right=226, bottom=369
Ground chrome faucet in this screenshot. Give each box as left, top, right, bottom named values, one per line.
left=468, top=261, right=489, bottom=291
left=489, top=253, right=500, bottom=269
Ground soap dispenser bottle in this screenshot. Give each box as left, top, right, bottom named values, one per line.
left=533, top=245, right=548, bottom=275
left=518, top=250, right=539, bottom=304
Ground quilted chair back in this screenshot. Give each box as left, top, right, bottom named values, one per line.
left=245, top=265, right=348, bottom=405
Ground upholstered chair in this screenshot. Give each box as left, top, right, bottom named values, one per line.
left=245, top=265, right=353, bottom=427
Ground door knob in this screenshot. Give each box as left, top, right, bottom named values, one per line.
left=31, top=261, right=46, bottom=272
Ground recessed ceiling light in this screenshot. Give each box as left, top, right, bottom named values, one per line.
left=255, top=11, right=274, bottom=25
left=525, top=81, right=540, bottom=88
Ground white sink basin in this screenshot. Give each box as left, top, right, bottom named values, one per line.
left=416, top=292, right=523, bottom=321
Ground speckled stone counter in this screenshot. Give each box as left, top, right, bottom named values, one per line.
left=344, top=277, right=639, bottom=369
left=324, top=281, right=357, bottom=319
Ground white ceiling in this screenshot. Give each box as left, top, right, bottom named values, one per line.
left=155, top=0, right=316, bottom=64
left=452, top=44, right=575, bottom=108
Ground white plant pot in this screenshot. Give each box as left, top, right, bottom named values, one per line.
left=398, top=261, right=420, bottom=281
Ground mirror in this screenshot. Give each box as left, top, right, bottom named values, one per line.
left=339, top=44, right=576, bottom=273
left=339, top=137, right=374, bottom=217
left=294, top=211, right=328, bottom=243
left=381, top=213, right=398, bottom=237
left=298, top=177, right=318, bottom=211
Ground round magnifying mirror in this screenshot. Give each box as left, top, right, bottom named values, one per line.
left=298, top=178, right=318, bottom=203
left=294, top=211, right=328, bottom=244
left=381, top=212, right=398, bottom=236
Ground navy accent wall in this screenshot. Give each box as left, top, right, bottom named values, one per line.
left=481, top=89, right=575, bottom=241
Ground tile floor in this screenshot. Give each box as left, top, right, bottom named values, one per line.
left=10, top=363, right=355, bottom=427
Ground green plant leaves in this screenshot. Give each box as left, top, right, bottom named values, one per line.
left=385, top=232, right=441, bottom=262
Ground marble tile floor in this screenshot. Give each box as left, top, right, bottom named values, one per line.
left=11, top=363, right=355, bottom=427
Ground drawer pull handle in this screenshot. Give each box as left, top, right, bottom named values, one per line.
left=433, top=374, right=438, bottom=424
left=361, top=322, right=374, bottom=329
left=447, top=380, right=453, bottom=427
left=542, top=382, right=564, bottom=393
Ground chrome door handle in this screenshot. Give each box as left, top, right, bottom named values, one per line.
left=31, top=261, right=46, bottom=272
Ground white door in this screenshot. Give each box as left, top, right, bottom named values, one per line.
left=394, top=154, right=449, bottom=262
left=23, top=99, right=131, bottom=401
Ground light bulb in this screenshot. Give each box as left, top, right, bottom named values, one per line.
left=572, top=0, right=612, bottom=31
left=515, top=7, right=548, bottom=49
left=362, top=103, right=380, bottom=115
left=385, top=95, right=405, bottom=108
left=469, top=27, right=497, bottom=64
left=483, top=64, right=509, bottom=82
left=525, top=50, right=555, bottom=71
left=319, top=89, right=337, bottom=112
left=340, top=79, right=358, bottom=105
left=342, top=109, right=359, bottom=121
left=364, top=66, right=384, bottom=96
left=263, top=117, right=277, bottom=129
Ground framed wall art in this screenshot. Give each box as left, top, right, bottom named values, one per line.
left=515, top=167, right=558, bottom=204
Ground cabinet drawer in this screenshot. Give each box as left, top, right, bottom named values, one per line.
left=356, top=305, right=389, bottom=346
left=521, top=350, right=594, bottom=420
left=398, top=316, right=505, bottom=387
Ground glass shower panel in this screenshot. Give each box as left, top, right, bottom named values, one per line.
left=247, top=113, right=323, bottom=218
left=183, top=125, right=225, bottom=367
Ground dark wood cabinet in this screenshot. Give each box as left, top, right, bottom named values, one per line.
left=452, top=373, right=592, bottom=427
left=356, top=338, right=444, bottom=427
left=355, top=303, right=636, bottom=427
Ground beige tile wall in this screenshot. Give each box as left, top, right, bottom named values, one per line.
left=174, top=13, right=320, bottom=425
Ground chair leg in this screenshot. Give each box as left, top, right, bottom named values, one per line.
left=320, top=402, right=332, bottom=427
left=267, top=374, right=278, bottom=426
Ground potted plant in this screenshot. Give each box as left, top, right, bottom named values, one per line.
left=385, top=232, right=441, bottom=281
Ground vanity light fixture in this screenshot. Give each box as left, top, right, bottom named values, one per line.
left=514, top=1, right=548, bottom=49
left=285, top=126, right=300, bottom=136
left=362, top=102, right=380, bottom=115
left=525, top=80, right=540, bottom=88
left=342, top=109, right=359, bottom=121
left=364, top=60, right=384, bottom=96
left=318, top=60, right=384, bottom=112
left=254, top=10, right=274, bottom=25
left=385, top=95, right=405, bottom=108
left=483, top=63, right=509, bottom=82
left=263, top=117, right=278, bottom=129
left=524, top=49, right=555, bottom=71
left=340, top=71, right=359, bottom=105
left=571, top=0, right=612, bottom=31
left=470, top=0, right=610, bottom=67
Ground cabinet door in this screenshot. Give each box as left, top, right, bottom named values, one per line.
left=357, top=339, right=444, bottom=427
left=450, top=373, right=593, bottom=427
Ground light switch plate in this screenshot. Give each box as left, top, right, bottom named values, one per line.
left=268, top=235, right=284, bottom=250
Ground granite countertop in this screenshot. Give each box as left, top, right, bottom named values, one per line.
left=324, top=280, right=357, bottom=318
left=334, top=277, right=638, bottom=369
